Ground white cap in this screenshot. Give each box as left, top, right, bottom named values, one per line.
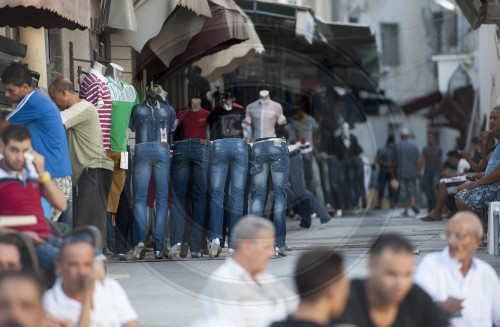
left=400, top=128, right=410, bottom=136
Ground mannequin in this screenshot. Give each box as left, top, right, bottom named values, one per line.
left=169, top=97, right=211, bottom=259
left=205, top=93, right=247, bottom=256
left=245, top=90, right=290, bottom=257
left=105, top=62, right=139, bottom=250
left=335, top=122, right=364, bottom=212
left=79, top=60, right=112, bottom=151
left=129, top=86, right=176, bottom=260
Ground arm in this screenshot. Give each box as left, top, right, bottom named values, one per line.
left=31, top=149, right=67, bottom=211
left=464, top=162, right=500, bottom=190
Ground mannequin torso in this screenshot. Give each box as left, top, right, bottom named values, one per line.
left=207, top=99, right=245, bottom=140
left=244, top=90, right=286, bottom=141
left=177, top=98, right=210, bottom=140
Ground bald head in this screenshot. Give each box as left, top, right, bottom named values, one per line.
left=448, top=211, right=483, bottom=237
left=48, top=76, right=78, bottom=110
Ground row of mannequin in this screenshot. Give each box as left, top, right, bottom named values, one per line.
left=79, top=62, right=290, bottom=257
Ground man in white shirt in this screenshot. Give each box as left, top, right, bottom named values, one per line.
left=199, top=216, right=297, bottom=327
left=43, top=240, right=140, bottom=327
left=415, top=211, right=500, bottom=326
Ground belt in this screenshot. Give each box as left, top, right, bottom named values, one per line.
left=254, top=137, right=285, bottom=144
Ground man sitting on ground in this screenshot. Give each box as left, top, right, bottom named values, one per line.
left=43, top=238, right=140, bottom=326
left=332, top=233, right=449, bottom=327
left=0, top=125, right=67, bottom=273
left=415, top=211, right=500, bottom=326
left=270, top=249, right=351, bottom=327
left=420, top=150, right=470, bottom=221
left=200, top=216, right=296, bottom=327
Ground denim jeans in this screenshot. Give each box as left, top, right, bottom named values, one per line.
left=288, top=150, right=331, bottom=228
left=209, top=139, right=248, bottom=246
left=170, top=139, right=209, bottom=253
left=302, top=152, right=325, bottom=204
left=249, top=139, right=290, bottom=247
left=36, top=236, right=63, bottom=273
left=132, top=142, right=170, bottom=252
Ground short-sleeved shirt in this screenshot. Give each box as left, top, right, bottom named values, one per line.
left=43, top=278, right=138, bottom=327
left=129, top=100, right=177, bottom=144
left=106, top=78, right=139, bottom=152
left=331, top=279, right=449, bottom=327
left=60, top=100, right=114, bottom=184
left=244, top=99, right=286, bottom=141
left=288, top=114, right=318, bottom=143
left=422, top=145, right=442, bottom=173
left=79, top=69, right=112, bottom=151
left=6, top=90, right=72, bottom=178
left=377, top=146, right=394, bottom=173
left=393, top=140, right=420, bottom=179
left=177, top=108, right=210, bottom=140
left=485, top=143, right=500, bottom=175
left=207, top=104, right=246, bottom=140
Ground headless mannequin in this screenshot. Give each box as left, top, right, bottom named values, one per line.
left=191, top=98, right=202, bottom=112
left=259, top=90, right=270, bottom=101
left=108, top=63, right=124, bottom=84
left=92, top=61, right=107, bottom=76
left=223, top=97, right=233, bottom=111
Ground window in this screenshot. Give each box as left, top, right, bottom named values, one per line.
left=380, top=23, right=400, bottom=66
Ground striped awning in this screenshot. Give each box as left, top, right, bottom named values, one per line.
left=0, top=0, right=90, bottom=30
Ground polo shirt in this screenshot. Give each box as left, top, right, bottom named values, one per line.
left=6, top=90, right=72, bottom=178
left=79, top=69, right=112, bottom=151
left=106, top=78, right=139, bottom=152
left=43, top=278, right=138, bottom=327
left=60, top=100, right=114, bottom=184
left=0, top=164, right=52, bottom=237
left=415, top=247, right=500, bottom=327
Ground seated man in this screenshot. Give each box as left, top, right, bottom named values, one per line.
left=455, top=107, right=500, bottom=213
left=0, top=124, right=67, bottom=273
left=43, top=238, right=140, bottom=326
left=270, top=250, right=350, bottom=327
left=420, top=150, right=470, bottom=221
left=200, top=216, right=297, bottom=327
left=332, top=234, right=449, bottom=327
left=0, top=236, right=22, bottom=272
left=415, top=212, right=500, bottom=326
left=0, top=272, right=45, bottom=327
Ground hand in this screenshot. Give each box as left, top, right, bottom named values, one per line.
left=22, top=231, right=45, bottom=245
left=439, top=296, right=463, bottom=315
left=466, top=180, right=479, bottom=190
left=29, top=149, right=46, bottom=176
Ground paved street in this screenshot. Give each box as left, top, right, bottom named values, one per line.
left=107, top=209, right=500, bottom=327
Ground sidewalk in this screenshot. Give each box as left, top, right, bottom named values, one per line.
left=107, top=209, right=500, bottom=327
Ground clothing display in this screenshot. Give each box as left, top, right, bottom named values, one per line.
left=244, top=98, right=286, bottom=141
left=177, top=108, right=210, bottom=139
left=207, top=103, right=248, bottom=247
left=129, top=99, right=176, bottom=252
left=106, top=75, right=138, bottom=213
left=79, top=67, right=112, bottom=151
left=335, top=133, right=364, bottom=210
left=300, top=142, right=324, bottom=204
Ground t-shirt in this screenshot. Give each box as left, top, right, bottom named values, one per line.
left=60, top=100, right=114, bottom=184
left=6, top=90, right=72, bottom=178
left=270, top=317, right=325, bottom=327
left=457, top=158, right=471, bottom=175
left=331, top=279, right=449, bottom=327
left=0, top=164, right=52, bottom=237
left=207, top=104, right=246, bottom=140
left=106, top=78, right=139, bottom=152
left=377, top=146, right=394, bottom=173
left=393, top=140, right=420, bottom=179
left=177, top=108, right=210, bottom=140
left=43, top=278, right=138, bottom=327
left=244, top=99, right=286, bottom=141
left=79, top=69, right=112, bottom=151
left=485, top=143, right=500, bottom=175
left=288, top=113, right=318, bottom=143
left=422, top=145, right=442, bottom=173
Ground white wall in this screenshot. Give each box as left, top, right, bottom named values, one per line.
left=60, top=29, right=92, bottom=83
left=477, top=25, right=500, bottom=119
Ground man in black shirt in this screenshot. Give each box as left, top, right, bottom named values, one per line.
left=331, top=234, right=450, bottom=327
left=270, top=250, right=351, bottom=327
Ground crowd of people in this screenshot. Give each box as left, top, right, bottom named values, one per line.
left=0, top=61, right=500, bottom=326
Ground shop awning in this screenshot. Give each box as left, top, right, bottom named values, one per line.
left=118, top=0, right=212, bottom=52
left=0, top=0, right=90, bottom=30
left=439, top=85, right=475, bottom=131
left=193, top=1, right=265, bottom=82
left=400, top=91, right=442, bottom=115
left=455, top=0, right=500, bottom=30
left=137, top=0, right=249, bottom=78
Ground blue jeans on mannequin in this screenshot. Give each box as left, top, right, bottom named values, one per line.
left=249, top=139, right=290, bottom=248
left=208, top=139, right=248, bottom=248
left=132, top=142, right=170, bottom=252
left=170, top=139, right=209, bottom=253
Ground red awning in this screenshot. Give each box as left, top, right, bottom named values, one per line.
left=400, top=91, right=442, bottom=114
left=440, top=85, right=474, bottom=131
left=0, top=0, right=90, bottom=30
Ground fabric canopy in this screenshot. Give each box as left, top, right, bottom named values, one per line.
left=193, top=2, right=265, bottom=82
left=0, top=0, right=90, bottom=30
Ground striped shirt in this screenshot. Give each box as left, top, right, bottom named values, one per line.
left=79, top=69, right=112, bottom=151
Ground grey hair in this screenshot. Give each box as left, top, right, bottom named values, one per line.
left=473, top=218, right=484, bottom=237
left=230, top=216, right=275, bottom=251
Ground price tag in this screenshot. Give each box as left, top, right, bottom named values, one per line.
left=120, top=152, right=129, bottom=170
left=161, top=128, right=167, bottom=143
left=274, top=139, right=282, bottom=147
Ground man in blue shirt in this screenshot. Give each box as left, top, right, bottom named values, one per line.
left=1, top=63, right=72, bottom=226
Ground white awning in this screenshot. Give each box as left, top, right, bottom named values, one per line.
left=118, top=0, right=212, bottom=53
left=194, top=3, right=264, bottom=82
